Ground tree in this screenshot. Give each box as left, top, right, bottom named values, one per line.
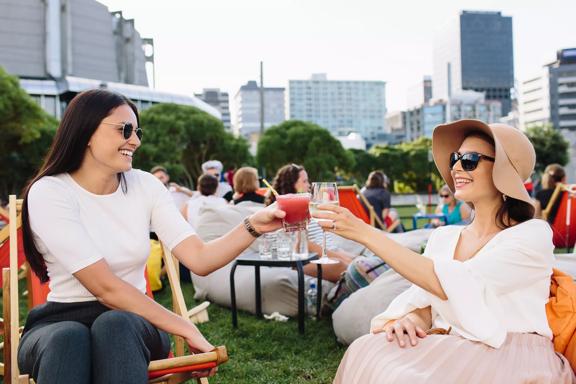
left=135, top=103, right=252, bottom=186
left=0, top=66, right=58, bottom=199
left=345, top=149, right=377, bottom=186
left=370, top=137, right=441, bottom=193
left=256, top=120, right=353, bottom=181
left=525, top=124, right=569, bottom=173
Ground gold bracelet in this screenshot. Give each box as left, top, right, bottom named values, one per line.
left=243, top=217, right=262, bottom=238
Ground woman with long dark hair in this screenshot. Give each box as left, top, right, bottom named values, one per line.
left=18, top=89, right=285, bottom=383
left=314, top=121, right=574, bottom=383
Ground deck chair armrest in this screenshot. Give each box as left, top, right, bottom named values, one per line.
left=148, top=346, right=228, bottom=371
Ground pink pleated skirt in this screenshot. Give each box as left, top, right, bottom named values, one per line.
left=333, top=332, right=575, bottom=384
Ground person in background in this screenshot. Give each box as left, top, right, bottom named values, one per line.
left=360, top=171, right=392, bottom=230
left=181, top=174, right=228, bottom=230
left=151, top=165, right=194, bottom=210
left=225, top=167, right=236, bottom=190
left=265, top=163, right=353, bottom=282
left=201, top=160, right=233, bottom=202
left=534, top=163, right=566, bottom=220
left=430, top=184, right=472, bottom=227
left=232, top=167, right=265, bottom=205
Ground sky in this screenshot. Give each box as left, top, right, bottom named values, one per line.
left=99, top=0, right=575, bottom=112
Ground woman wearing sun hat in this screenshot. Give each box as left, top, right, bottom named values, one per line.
left=313, top=120, right=575, bottom=383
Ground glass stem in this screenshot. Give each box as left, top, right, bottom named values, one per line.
left=322, top=232, right=327, bottom=258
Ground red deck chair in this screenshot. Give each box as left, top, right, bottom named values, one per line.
left=338, top=185, right=400, bottom=232
left=0, top=221, right=26, bottom=286
left=544, top=184, right=576, bottom=250
left=2, top=196, right=227, bottom=384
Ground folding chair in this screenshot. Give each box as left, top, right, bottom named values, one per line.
left=543, top=184, right=576, bottom=250
left=2, top=195, right=228, bottom=384
left=338, top=185, right=400, bottom=232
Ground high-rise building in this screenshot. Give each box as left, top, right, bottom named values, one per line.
left=519, top=48, right=576, bottom=131
left=195, top=89, right=232, bottom=131
left=232, top=80, right=285, bottom=139
left=549, top=49, right=576, bottom=130
left=0, top=0, right=219, bottom=119
left=433, top=11, right=514, bottom=116
left=288, top=74, right=386, bottom=145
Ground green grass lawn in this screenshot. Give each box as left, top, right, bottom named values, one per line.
left=157, top=282, right=346, bottom=383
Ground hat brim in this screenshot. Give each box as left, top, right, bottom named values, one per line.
left=432, top=119, right=533, bottom=206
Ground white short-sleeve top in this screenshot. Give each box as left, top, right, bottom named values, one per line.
left=371, top=219, right=554, bottom=348
left=27, top=169, right=196, bottom=303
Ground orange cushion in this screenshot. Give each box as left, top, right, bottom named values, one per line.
left=546, top=268, right=576, bottom=371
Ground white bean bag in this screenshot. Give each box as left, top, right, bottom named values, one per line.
left=332, top=269, right=411, bottom=345
left=191, top=202, right=333, bottom=317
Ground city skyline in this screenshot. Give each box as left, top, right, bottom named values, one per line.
left=98, top=0, right=575, bottom=112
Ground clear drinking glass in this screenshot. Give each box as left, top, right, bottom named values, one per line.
left=309, top=182, right=340, bottom=265
left=275, top=231, right=292, bottom=260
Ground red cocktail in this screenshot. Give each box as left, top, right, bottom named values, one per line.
left=276, top=193, right=311, bottom=231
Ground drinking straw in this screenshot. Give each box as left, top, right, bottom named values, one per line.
left=262, top=179, right=280, bottom=198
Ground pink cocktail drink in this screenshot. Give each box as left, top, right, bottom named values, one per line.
left=277, top=193, right=311, bottom=231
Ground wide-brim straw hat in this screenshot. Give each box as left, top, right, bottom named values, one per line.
left=432, top=119, right=535, bottom=206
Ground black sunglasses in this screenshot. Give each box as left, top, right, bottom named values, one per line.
left=102, top=122, right=143, bottom=140
left=449, top=152, right=495, bottom=171
left=439, top=194, right=450, bottom=198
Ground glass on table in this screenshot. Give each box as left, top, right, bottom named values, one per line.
left=258, top=233, right=275, bottom=259
left=276, top=231, right=293, bottom=260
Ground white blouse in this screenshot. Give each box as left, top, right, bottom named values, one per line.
left=371, top=219, right=554, bottom=348
left=27, top=170, right=195, bottom=303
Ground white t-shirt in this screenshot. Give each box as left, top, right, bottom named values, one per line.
left=185, top=195, right=228, bottom=230
left=371, top=219, right=554, bottom=348
left=27, top=170, right=196, bottom=303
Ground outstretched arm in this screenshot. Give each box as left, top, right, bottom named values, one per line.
left=313, top=205, right=448, bottom=300
left=172, top=205, right=285, bottom=276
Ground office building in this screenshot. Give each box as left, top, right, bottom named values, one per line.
left=520, top=48, right=576, bottom=131
left=402, top=92, right=501, bottom=141
left=433, top=11, right=514, bottom=116
left=288, top=74, right=386, bottom=145
left=232, top=80, right=285, bottom=139
left=195, top=89, right=232, bottom=130
left=0, top=0, right=219, bottom=119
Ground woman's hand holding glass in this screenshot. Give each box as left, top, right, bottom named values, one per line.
left=311, top=204, right=372, bottom=244
left=248, top=203, right=286, bottom=234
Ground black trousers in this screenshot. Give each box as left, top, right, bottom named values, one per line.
left=18, top=301, right=170, bottom=384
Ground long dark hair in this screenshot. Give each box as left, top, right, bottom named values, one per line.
left=264, top=163, right=304, bottom=206
left=464, top=131, right=534, bottom=229
left=22, top=89, right=139, bottom=282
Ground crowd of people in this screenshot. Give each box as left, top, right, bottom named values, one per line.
left=9, top=88, right=576, bottom=383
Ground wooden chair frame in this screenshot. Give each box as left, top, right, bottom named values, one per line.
left=542, top=183, right=566, bottom=222
left=2, top=196, right=227, bottom=384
